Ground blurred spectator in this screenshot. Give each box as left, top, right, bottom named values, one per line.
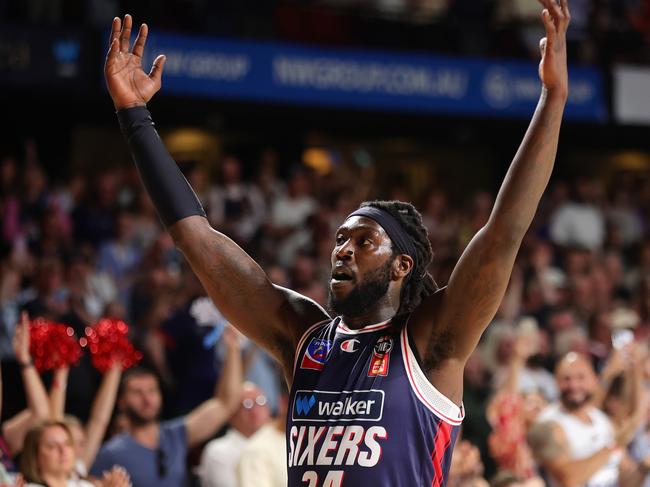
left=199, top=382, right=271, bottom=487
left=237, top=385, right=288, bottom=487
left=289, top=252, right=327, bottom=305
left=549, top=178, right=606, bottom=252
left=90, top=327, right=242, bottom=487
left=606, top=189, right=645, bottom=250
left=72, top=171, right=120, bottom=249
left=22, top=258, right=68, bottom=320
left=48, top=361, right=123, bottom=480
left=448, top=439, right=489, bottom=487
left=205, top=156, right=265, bottom=248
left=159, top=269, right=225, bottom=414
left=96, top=209, right=142, bottom=308
left=462, top=351, right=494, bottom=476
left=0, top=313, right=50, bottom=479
left=528, top=352, right=647, bottom=487
left=263, top=167, right=317, bottom=267
left=20, top=420, right=130, bottom=487
left=490, top=471, right=545, bottom=487
left=488, top=334, right=548, bottom=479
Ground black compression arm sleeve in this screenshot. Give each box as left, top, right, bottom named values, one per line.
left=117, top=106, right=207, bottom=228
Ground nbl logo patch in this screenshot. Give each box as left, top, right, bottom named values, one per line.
left=300, top=338, right=333, bottom=371
left=368, top=335, right=393, bottom=377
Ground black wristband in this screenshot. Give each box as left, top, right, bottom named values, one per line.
left=117, top=106, right=207, bottom=228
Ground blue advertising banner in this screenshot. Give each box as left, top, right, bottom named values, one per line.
left=141, top=32, right=607, bottom=121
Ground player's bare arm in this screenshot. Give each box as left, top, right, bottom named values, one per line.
left=409, top=0, right=571, bottom=402
left=104, top=15, right=329, bottom=374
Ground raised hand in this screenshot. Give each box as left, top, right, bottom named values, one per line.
left=101, top=466, right=132, bottom=487
left=12, top=311, right=31, bottom=366
left=537, top=0, right=570, bottom=97
left=222, top=324, right=243, bottom=352
left=104, top=15, right=166, bottom=110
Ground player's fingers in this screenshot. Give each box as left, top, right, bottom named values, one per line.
left=120, top=14, right=133, bottom=53
left=539, top=0, right=564, bottom=26
left=149, top=54, right=166, bottom=84
left=536, top=0, right=556, bottom=13
left=541, top=9, right=556, bottom=43
left=132, top=23, right=148, bottom=58
left=106, top=38, right=119, bottom=61
left=539, top=37, right=547, bottom=58
left=109, top=17, right=121, bottom=52
left=559, top=0, right=571, bottom=27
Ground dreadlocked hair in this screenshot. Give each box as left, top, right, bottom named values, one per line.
left=360, top=200, right=438, bottom=316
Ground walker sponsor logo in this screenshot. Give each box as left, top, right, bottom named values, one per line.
left=292, top=390, right=384, bottom=422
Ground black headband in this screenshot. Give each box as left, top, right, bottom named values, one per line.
left=347, top=207, right=418, bottom=267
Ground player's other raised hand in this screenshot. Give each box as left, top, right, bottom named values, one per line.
left=104, top=15, right=167, bottom=110
left=537, top=0, right=570, bottom=98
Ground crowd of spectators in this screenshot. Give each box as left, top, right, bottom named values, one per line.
left=1, top=129, right=650, bottom=486
left=2, top=0, right=650, bottom=64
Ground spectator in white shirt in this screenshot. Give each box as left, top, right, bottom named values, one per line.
left=238, top=387, right=288, bottom=487
left=200, top=383, right=270, bottom=487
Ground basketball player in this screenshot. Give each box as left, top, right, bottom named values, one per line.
left=104, top=0, right=570, bottom=483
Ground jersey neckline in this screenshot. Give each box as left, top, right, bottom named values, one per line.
left=336, top=317, right=393, bottom=334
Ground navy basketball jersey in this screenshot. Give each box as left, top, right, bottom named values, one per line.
left=287, top=317, right=464, bottom=487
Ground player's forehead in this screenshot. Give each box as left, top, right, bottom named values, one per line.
left=336, top=216, right=388, bottom=238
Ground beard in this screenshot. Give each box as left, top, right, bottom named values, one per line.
left=328, top=259, right=393, bottom=319
left=560, top=390, right=593, bottom=411
left=122, top=404, right=159, bottom=427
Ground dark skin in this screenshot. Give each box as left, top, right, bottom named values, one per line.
left=105, top=0, right=570, bottom=403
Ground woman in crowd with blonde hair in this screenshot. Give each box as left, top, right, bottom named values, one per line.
left=20, top=420, right=129, bottom=487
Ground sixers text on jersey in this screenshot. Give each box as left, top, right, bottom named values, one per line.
left=288, top=318, right=463, bottom=487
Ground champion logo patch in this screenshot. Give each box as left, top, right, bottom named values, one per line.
left=340, top=338, right=360, bottom=353
left=300, top=338, right=333, bottom=371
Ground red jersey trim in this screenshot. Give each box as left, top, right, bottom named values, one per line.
left=400, top=326, right=464, bottom=426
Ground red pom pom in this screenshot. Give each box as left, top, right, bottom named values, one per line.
left=29, top=318, right=82, bottom=372
left=84, top=318, right=143, bottom=373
